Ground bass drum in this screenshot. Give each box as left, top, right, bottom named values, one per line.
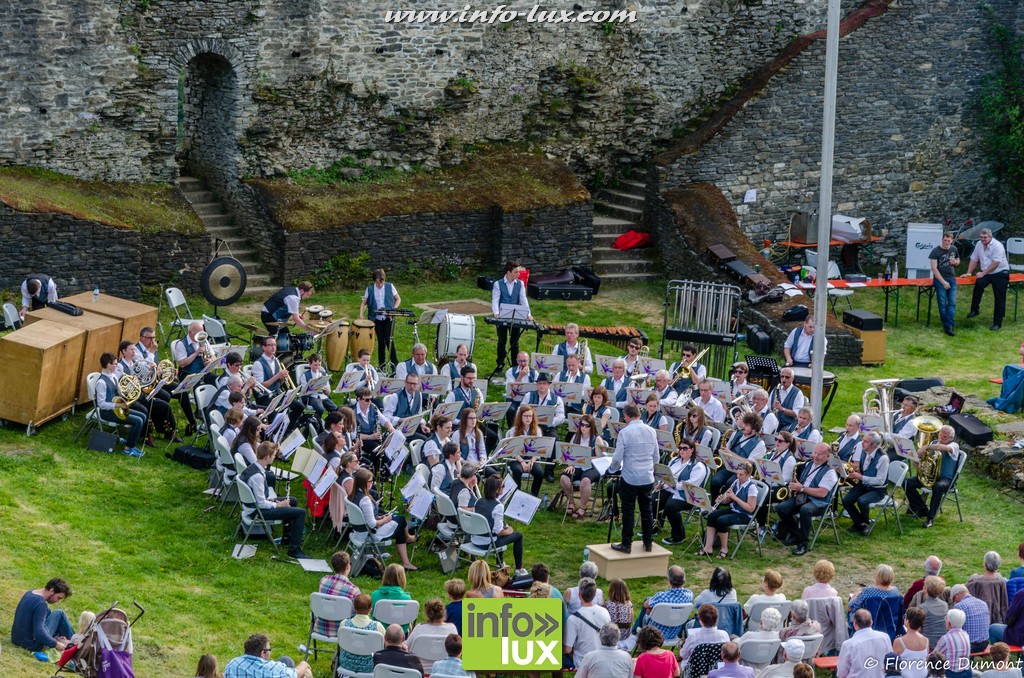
left=325, top=320, right=351, bottom=372
left=350, top=320, right=376, bottom=361
left=250, top=335, right=270, bottom=362
left=790, top=366, right=839, bottom=418
left=436, top=313, right=476, bottom=360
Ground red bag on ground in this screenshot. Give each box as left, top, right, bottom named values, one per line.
left=612, top=230, right=651, bottom=250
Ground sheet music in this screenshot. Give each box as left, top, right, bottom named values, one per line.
left=682, top=482, right=712, bottom=510
left=590, top=455, right=613, bottom=476
left=408, top=488, right=434, bottom=520
left=398, top=415, right=424, bottom=437
left=313, top=468, right=338, bottom=498
left=532, top=405, right=555, bottom=426
left=308, top=454, right=328, bottom=482
left=298, top=558, right=332, bottom=573
left=507, top=381, right=537, bottom=399
left=505, top=491, right=541, bottom=525
left=627, top=387, right=653, bottom=406
left=172, top=372, right=203, bottom=395
left=498, top=475, right=517, bottom=502
left=478, top=401, right=511, bottom=422
left=388, top=448, right=409, bottom=476
left=265, top=411, right=287, bottom=438
left=826, top=456, right=848, bottom=478
left=291, top=446, right=314, bottom=476
left=552, top=381, right=584, bottom=403
left=639, top=357, right=666, bottom=375
left=595, top=355, right=615, bottom=377
left=420, top=375, right=451, bottom=395
left=556, top=442, right=594, bottom=467
left=567, top=413, right=582, bottom=432
left=376, top=378, right=404, bottom=397
left=757, top=457, right=784, bottom=484
left=531, top=353, right=563, bottom=373
left=890, top=434, right=919, bottom=462
left=384, top=429, right=407, bottom=458
left=279, top=430, right=304, bottom=460
left=306, top=374, right=331, bottom=396
left=334, top=371, right=364, bottom=394
left=433, top=401, right=463, bottom=420
left=521, top=436, right=555, bottom=458
left=401, top=472, right=426, bottom=499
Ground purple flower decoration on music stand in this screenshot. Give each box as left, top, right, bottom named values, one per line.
left=510, top=383, right=526, bottom=399
left=535, top=356, right=557, bottom=371
left=380, top=381, right=402, bottom=395
left=553, top=384, right=569, bottom=398
left=481, top=404, right=498, bottom=419
left=524, top=439, right=543, bottom=456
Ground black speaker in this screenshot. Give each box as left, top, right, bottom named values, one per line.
left=843, top=309, right=883, bottom=332
left=87, top=430, right=118, bottom=453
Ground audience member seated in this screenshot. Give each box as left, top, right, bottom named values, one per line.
left=567, top=562, right=605, bottom=613
left=1011, top=543, right=1024, bottom=580
left=194, top=653, right=222, bottom=678
left=11, top=578, right=74, bottom=654
left=904, top=556, right=943, bottom=610
left=743, top=569, right=787, bottom=614
left=847, top=564, right=903, bottom=641
left=933, top=609, right=971, bottom=678
left=531, top=562, right=564, bottom=602
left=407, top=598, right=457, bottom=674
left=988, top=583, right=1024, bottom=646
left=949, top=583, right=990, bottom=652
left=444, top=579, right=466, bottom=636
left=631, top=565, right=693, bottom=639
left=223, top=633, right=312, bottom=678
left=837, top=610, right=892, bottom=678
left=372, top=564, right=414, bottom=633
left=467, top=560, right=503, bottom=599
left=310, top=552, right=361, bottom=643
left=891, top=607, right=929, bottom=678
left=803, top=559, right=838, bottom=599
left=373, top=623, right=425, bottom=675
left=694, top=566, right=739, bottom=606
left=679, top=604, right=729, bottom=671
left=759, top=638, right=805, bottom=678
left=565, top=577, right=612, bottom=668
left=707, top=641, right=753, bottom=678
left=338, top=594, right=385, bottom=676
left=792, top=664, right=814, bottom=678
left=925, top=652, right=945, bottom=678
left=968, top=551, right=1010, bottom=624
left=574, top=622, right=634, bottom=678
left=634, top=626, right=680, bottom=678
left=918, top=576, right=950, bottom=650
left=981, top=642, right=1023, bottom=678
left=429, top=633, right=476, bottom=678
left=603, top=578, right=634, bottom=646
left=779, top=599, right=822, bottom=643
left=737, top=607, right=782, bottom=670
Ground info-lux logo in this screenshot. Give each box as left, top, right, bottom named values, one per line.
left=463, top=599, right=562, bottom=670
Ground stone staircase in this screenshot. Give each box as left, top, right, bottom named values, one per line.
left=176, top=175, right=277, bottom=297
left=592, top=179, right=659, bottom=282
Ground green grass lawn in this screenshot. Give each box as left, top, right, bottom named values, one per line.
left=0, top=278, right=1021, bottom=676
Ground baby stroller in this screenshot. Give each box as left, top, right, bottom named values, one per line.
left=53, top=602, right=144, bottom=678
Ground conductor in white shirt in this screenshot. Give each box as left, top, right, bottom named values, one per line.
left=608, top=404, right=660, bottom=554
left=491, top=260, right=532, bottom=375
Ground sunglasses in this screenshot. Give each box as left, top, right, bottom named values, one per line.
left=361, top=398, right=372, bottom=402
left=734, top=369, right=747, bottom=373
left=580, top=422, right=591, bottom=427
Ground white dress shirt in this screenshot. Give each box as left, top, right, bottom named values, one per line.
left=608, top=419, right=659, bottom=486
left=970, top=238, right=1009, bottom=274
left=696, top=395, right=726, bottom=423
left=395, top=359, right=438, bottom=382
left=838, top=627, right=893, bottom=678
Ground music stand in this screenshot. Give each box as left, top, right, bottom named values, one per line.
left=746, top=355, right=781, bottom=390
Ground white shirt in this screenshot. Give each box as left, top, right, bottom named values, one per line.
left=345, top=362, right=379, bottom=392
left=171, top=336, right=199, bottom=363
left=838, top=627, right=893, bottom=678
left=834, top=434, right=862, bottom=461
left=565, top=605, right=612, bottom=668
left=451, top=429, right=486, bottom=464
left=300, top=367, right=331, bottom=401
left=608, top=419, right=660, bottom=486
left=382, top=389, right=423, bottom=426
left=892, top=411, right=918, bottom=439
left=395, top=359, right=438, bottom=382
left=655, top=385, right=678, bottom=407
left=492, top=276, right=531, bottom=318
left=522, top=391, right=566, bottom=428
left=20, top=277, right=58, bottom=310
left=757, top=407, right=780, bottom=436
left=785, top=328, right=828, bottom=363
left=970, top=238, right=1010, bottom=274
left=771, top=385, right=807, bottom=415
left=696, top=395, right=726, bottom=423
left=251, top=355, right=281, bottom=384
left=554, top=341, right=595, bottom=374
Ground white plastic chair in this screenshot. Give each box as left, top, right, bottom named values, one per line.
left=1008, top=237, right=1024, bottom=272
left=373, top=665, right=423, bottom=678
left=409, top=439, right=425, bottom=467
left=202, top=314, right=230, bottom=346
left=2, top=303, right=21, bottom=330
left=304, top=592, right=354, bottom=660
left=728, top=480, right=769, bottom=558
left=344, top=498, right=393, bottom=576
left=372, top=599, right=420, bottom=629
left=431, top=488, right=463, bottom=547
left=165, top=287, right=198, bottom=340
left=234, top=478, right=282, bottom=555
left=794, top=632, right=824, bottom=663
left=736, top=636, right=781, bottom=671
left=192, top=383, right=218, bottom=444
left=747, top=601, right=793, bottom=632
left=648, top=602, right=694, bottom=649
left=337, top=626, right=385, bottom=678
left=457, top=508, right=508, bottom=567
left=867, top=461, right=908, bottom=536
left=407, top=633, right=449, bottom=666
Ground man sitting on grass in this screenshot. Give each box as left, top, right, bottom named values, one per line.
left=223, top=633, right=312, bottom=678
left=11, top=578, right=74, bottom=657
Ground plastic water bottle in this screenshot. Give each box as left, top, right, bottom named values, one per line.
left=884, top=263, right=892, bottom=282
left=92, top=286, right=99, bottom=303
left=540, top=493, right=549, bottom=510
left=583, top=546, right=590, bottom=562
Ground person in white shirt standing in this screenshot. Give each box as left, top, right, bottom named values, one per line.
left=608, top=404, right=660, bottom=554
left=784, top=316, right=827, bottom=368
left=491, top=260, right=532, bottom=376
left=963, top=228, right=1010, bottom=331
left=838, top=609, right=892, bottom=678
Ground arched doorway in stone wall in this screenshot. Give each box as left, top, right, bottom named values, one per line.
left=176, top=52, right=240, bottom=182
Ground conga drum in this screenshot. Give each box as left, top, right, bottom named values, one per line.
left=304, top=304, right=324, bottom=323
left=325, top=320, right=350, bottom=372
left=350, top=320, right=376, bottom=361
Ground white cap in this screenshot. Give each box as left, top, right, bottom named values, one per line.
left=782, top=638, right=805, bottom=660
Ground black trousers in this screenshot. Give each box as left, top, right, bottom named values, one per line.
left=904, top=476, right=951, bottom=521
left=775, top=497, right=826, bottom=546
left=373, top=318, right=398, bottom=366
left=495, top=326, right=523, bottom=372
left=509, top=460, right=544, bottom=497
left=970, top=270, right=1009, bottom=325
left=494, top=530, right=524, bottom=569
left=618, top=481, right=655, bottom=546
left=260, top=497, right=305, bottom=552
left=841, top=484, right=886, bottom=527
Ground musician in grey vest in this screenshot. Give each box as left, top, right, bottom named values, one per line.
left=242, top=441, right=309, bottom=559
left=770, top=368, right=806, bottom=432
left=490, top=260, right=532, bottom=374
left=556, top=353, right=591, bottom=416
left=261, top=281, right=314, bottom=336
left=449, top=462, right=480, bottom=511
left=172, top=321, right=215, bottom=434
left=841, top=431, right=890, bottom=535
left=710, top=412, right=765, bottom=497
left=834, top=415, right=863, bottom=462
left=359, top=268, right=401, bottom=366
left=553, top=323, right=594, bottom=374
left=443, top=365, right=482, bottom=426
left=473, top=474, right=526, bottom=575
left=382, top=373, right=431, bottom=439
left=660, top=438, right=709, bottom=545
left=251, top=335, right=289, bottom=407
left=773, top=443, right=838, bottom=556
left=902, top=425, right=961, bottom=529
left=20, top=273, right=57, bottom=317
left=96, top=353, right=146, bottom=457
left=394, top=343, right=437, bottom=382
left=430, top=442, right=462, bottom=493
left=443, top=344, right=477, bottom=385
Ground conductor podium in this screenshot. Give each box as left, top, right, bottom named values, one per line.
left=586, top=542, right=671, bottom=580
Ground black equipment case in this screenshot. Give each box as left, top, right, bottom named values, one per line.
left=949, top=413, right=994, bottom=447
left=843, top=309, right=883, bottom=332
left=527, top=283, right=593, bottom=301
left=171, top=444, right=216, bottom=470
left=745, top=324, right=773, bottom=354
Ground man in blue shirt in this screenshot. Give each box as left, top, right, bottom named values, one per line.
left=11, top=578, right=74, bottom=653
left=224, top=633, right=312, bottom=678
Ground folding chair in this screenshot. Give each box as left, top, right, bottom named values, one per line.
left=457, top=508, right=508, bottom=567
left=431, top=489, right=463, bottom=551
left=408, top=633, right=449, bottom=669
left=165, top=287, right=199, bottom=341
left=794, top=632, right=824, bottom=663
left=373, top=665, right=423, bottom=678
left=1008, top=237, right=1024, bottom=272
left=867, top=461, right=908, bottom=536
left=305, top=592, right=353, bottom=661
left=746, top=601, right=793, bottom=632
left=234, top=479, right=282, bottom=555
left=648, top=602, right=694, bottom=650
left=344, top=498, right=393, bottom=576
left=920, top=451, right=968, bottom=521
left=337, top=626, right=384, bottom=678
left=372, top=599, right=420, bottom=629
left=736, top=637, right=781, bottom=671
left=73, top=372, right=129, bottom=443
left=191, top=384, right=218, bottom=445
left=202, top=314, right=231, bottom=346
left=728, top=480, right=769, bottom=558
left=213, top=436, right=240, bottom=512
left=409, top=439, right=425, bottom=467
left=2, top=303, right=21, bottom=331
left=809, top=485, right=841, bottom=551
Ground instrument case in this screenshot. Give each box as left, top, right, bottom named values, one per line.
left=530, top=269, right=575, bottom=286
left=949, top=413, right=993, bottom=447
left=476, top=275, right=496, bottom=292
left=572, top=267, right=602, bottom=295
left=843, top=309, right=883, bottom=331
left=171, top=444, right=217, bottom=470
left=894, top=377, right=946, bottom=403
left=745, top=324, right=773, bottom=354
left=527, top=283, right=593, bottom=301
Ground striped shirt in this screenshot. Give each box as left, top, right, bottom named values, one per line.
left=934, top=628, right=971, bottom=674
left=315, top=574, right=360, bottom=637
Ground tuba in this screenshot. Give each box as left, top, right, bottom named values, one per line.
left=862, top=378, right=900, bottom=435
left=113, top=374, right=142, bottom=419
left=913, top=415, right=944, bottom=489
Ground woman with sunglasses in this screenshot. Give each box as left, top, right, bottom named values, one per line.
left=755, top=430, right=798, bottom=530
left=659, top=437, right=709, bottom=545
left=676, top=405, right=714, bottom=449
left=559, top=414, right=606, bottom=519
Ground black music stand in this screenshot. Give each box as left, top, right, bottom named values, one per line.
left=379, top=308, right=413, bottom=375
left=746, top=355, right=780, bottom=390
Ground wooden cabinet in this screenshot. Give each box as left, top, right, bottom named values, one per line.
left=24, top=308, right=122, bottom=402
left=0, top=320, right=85, bottom=427
left=61, top=292, right=159, bottom=344
left=845, top=325, right=886, bottom=365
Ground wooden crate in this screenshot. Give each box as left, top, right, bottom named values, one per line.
left=0, top=320, right=85, bottom=428
left=62, top=292, right=159, bottom=344
left=586, top=542, right=671, bottom=580
left=845, top=325, right=887, bottom=365
left=24, top=308, right=123, bottom=402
